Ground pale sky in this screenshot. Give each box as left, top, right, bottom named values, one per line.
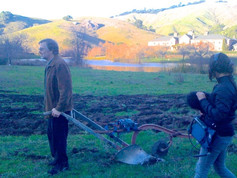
left=0, top=0, right=228, bottom=20
left=0, top=0, right=200, bottom=19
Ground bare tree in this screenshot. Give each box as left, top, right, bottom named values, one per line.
left=178, top=44, right=195, bottom=61
left=0, top=34, right=28, bottom=65
left=193, top=42, right=212, bottom=73
left=66, top=24, right=89, bottom=66
left=177, top=44, right=195, bottom=72
left=156, top=46, right=169, bottom=59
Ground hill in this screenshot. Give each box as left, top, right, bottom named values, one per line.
left=0, top=11, right=50, bottom=35
left=115, top=1, right=237, bottom=37
left=2, top=1, right=237, bottom=59
left=14, top=17, right=158, bottom=54
left=79, top=17, right=158, bottom=45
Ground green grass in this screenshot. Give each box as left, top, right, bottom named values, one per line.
left=115, top=109, right=139, bottom=117
left=0, top=132, right=236, bottom=177
left=0, top=65, right=215, bottom=95
left=7, top=102, right=37, bottom=108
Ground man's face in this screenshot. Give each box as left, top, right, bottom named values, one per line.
left=39, top=42, right=53, bottom=60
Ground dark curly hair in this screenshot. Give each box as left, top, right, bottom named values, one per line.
left=208, top=53, right=234, bottom=80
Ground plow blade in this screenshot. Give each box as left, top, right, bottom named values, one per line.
left=115, top=144, right=157, bottom=165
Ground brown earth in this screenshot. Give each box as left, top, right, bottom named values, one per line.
left=0, top=90, right=197, bottom=136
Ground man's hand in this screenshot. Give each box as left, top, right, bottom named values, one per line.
left=196, top=92, right=206, bottom=101
left=52, top=108, right=61, bottom=118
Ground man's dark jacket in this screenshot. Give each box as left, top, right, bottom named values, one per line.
left=44, top=55, right=73, bottom=113
left=200, top=76, right=236, bottom=136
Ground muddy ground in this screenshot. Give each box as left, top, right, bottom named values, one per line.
left=0, top=90, right=198, bottom=136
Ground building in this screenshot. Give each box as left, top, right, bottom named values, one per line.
left=191, top=34, right=235, bottom=51
left=148, top=36, right=179, bottom=50
left=233, top=43, right=237, bottom=51
left=179, top=34, right=193, bottom=45
left=148, top=32, right=237, bottom=51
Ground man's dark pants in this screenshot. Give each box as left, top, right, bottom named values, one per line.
left=47, top=111, right=70, bottom=165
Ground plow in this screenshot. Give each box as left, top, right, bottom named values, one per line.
left=44, top=109, right=190, bottom=165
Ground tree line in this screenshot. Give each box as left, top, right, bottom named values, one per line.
left=116, top=0, right=205, bottom=16
left=88, top=41, right=214, bottom=62
left=0, top=32, right=87, bottom=66
left=0, top=31, right=214, bottom=70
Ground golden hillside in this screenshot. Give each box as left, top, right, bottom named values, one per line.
left=115, top=1, right=237, bottom=37
left=15, top=17, right=158, bottom=55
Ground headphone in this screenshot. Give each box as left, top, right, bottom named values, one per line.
left=214, top=53, right=221, bottom=61
left=209, top=53, right=221, bottom=80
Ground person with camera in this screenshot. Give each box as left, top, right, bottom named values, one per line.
left=191, top=53, right=236, bottom=178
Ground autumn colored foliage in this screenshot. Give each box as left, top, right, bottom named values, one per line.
left=87, top=42, right=170, bottom=63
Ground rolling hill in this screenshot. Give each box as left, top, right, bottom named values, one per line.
left=1, top=0, right=237, bottom=57
left=13, top=17, right=158, bottom=54
left=0, top=11, right=50, bottom=35
left=115, top=1, right=237, bottom=37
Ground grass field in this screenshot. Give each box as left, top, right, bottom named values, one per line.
left=0, top=65, right=215, bottom=95
left=1, top=132, right=236, bottom=178
left=0, top=65, right=236, bottom=178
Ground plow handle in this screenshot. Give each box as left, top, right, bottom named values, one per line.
left=43, top=111, right=121, bottom=150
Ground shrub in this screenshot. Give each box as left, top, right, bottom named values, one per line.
left=63, top=15, right=73, bottom=21
left=12, top=59, right=46, bottom=66
left=0, top=58, right=7, bottom=65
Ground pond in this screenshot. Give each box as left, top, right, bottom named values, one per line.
left=15, top=58, right=181, bottom=72
left=83, top=60, right=178, bottom=72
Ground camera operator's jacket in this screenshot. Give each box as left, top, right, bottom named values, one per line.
left=199, top=75, right=236, bottom=136
left=44, top=55, right=73, bottom=115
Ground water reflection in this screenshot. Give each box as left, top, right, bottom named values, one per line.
left=83, top=60, right=177, bottom=72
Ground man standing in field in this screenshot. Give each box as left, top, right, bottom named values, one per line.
left=39, top=38, right=73, bottom=175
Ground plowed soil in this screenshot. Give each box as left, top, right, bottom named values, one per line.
left=0, top=91, right=197, bottom=136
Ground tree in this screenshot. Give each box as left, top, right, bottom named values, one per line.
left=178, top=44, right=195, bottom=61
left=66, top=25, right=89, bottom=65
left=87, top=43, right=104, bottom=57
left=222, top=39, right=229, bottom=51
left=134, top=19, right=143, bottom=29
left=193, top=42, right=210, bottom=58
left=133, top=19, right=148, bottom=30
left=193, top=42, right=212, bottom=73
left=0, top=34, right=29, bottom=65
left=156, top=46, right=168, bottom=59
left=177, top=44, right=195, bottom=72
left=63, top=15, right=73, bottom=21
left=148, top=26, right=155, bottom=32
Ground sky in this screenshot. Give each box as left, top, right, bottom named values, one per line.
left=0, top=0, right=229, bottom=20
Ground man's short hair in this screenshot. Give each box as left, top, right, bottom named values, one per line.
left=39, top=38, right=59, bottom=55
